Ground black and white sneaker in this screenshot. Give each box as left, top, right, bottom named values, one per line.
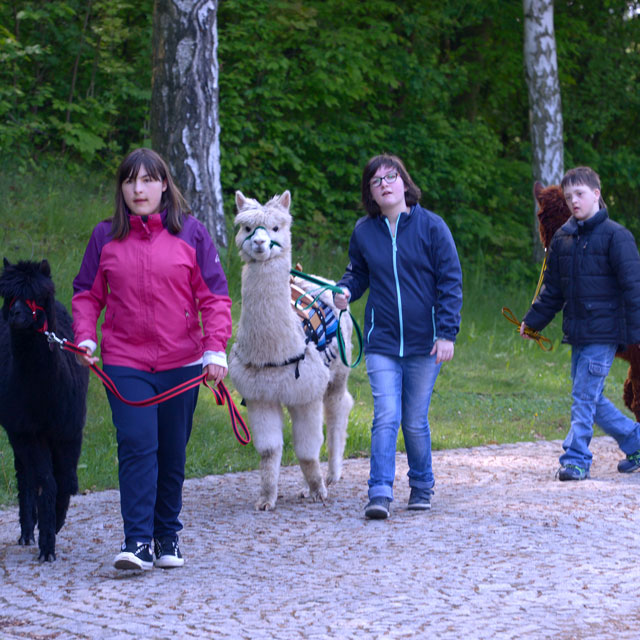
left=113, top=541, right=153, bottom=571
left=154, top=536, right=184, bottom=569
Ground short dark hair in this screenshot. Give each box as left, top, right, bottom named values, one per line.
left=111, top=148, right=190, bottom=240
left=561, top=166, right=606, bottom=209
left=361, top=154, right=421, bottom=217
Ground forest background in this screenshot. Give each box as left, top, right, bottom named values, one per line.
left=0, top=0, right=639, bottom=502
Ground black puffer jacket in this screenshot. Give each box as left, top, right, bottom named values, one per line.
left=523, top=209, right=640, bottom=347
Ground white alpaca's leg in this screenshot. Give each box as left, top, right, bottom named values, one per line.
left=288, top=400, right=327, bottom=502
left=324, top=385, right=354, bottom=486
left=247, top=401, right=284, bottom=511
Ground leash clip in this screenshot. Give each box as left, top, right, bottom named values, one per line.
left=44, top=330, right=67, bottom=349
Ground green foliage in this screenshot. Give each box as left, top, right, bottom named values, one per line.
left=1, top=0, right=640, bottom=278
left=217, top=0, right=535, bottom=279
left=556, top=0, right=640, bottom=236
left=0, top=0, right=153, bottom=165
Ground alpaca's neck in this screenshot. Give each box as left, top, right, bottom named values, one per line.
left=241, top=257, right=291, bottom=313
left=236, top=253, right=306, bottom=364
left=10, top=331, right=59, bottom=379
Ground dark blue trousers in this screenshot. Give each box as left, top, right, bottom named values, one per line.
left=104, top=364, right=200, bottom=544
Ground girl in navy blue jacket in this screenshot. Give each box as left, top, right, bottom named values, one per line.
left=335, top=154, right=462, bottom=519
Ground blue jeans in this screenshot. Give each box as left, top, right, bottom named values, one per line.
left=365, top=352, right=441, bottom=501
left=104, top=364, right=200, bottom=544
left=560, top=344, right=640, bottom=470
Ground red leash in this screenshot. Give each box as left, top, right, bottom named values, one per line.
left=45, top=330, right=251, bottom=445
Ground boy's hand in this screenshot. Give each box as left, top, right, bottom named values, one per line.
left=431, top=338, right=454, bottom=364
left=520, top=321, right=532, bottom=339
left=334, top=287, right=351, bottom=310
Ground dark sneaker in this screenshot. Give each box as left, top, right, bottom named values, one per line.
left=113, top=541, right=153, bottom=571
left=556, top=464, right=590, bottom=481
left=407, top=487, right=433, bottom=511
left=364, top=497, right=391, bottom=520
left=618, top=449, right=640, bottom=473
left=154, top=536, right=184, bottom=569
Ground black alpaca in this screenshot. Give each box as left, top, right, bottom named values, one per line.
left=0, top=259, right=89, bottom=562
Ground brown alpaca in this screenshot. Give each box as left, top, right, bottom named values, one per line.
left=533, top=181, right=640, bottom=421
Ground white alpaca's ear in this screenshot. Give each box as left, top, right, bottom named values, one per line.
left=235, top=190, right=247, bottom=211
left=278, top=190, right=291, bottom=211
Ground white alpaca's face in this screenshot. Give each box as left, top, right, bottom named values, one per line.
left=234, top=191, right=292, bottom=263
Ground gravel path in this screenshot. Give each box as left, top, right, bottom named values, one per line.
left=1, top=436, right=639, bottom=640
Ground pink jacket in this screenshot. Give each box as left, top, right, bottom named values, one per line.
left=72, top=211, right=232, bottom=372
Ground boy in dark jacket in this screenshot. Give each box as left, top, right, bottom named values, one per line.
left=521, top=166, right=640, bottom=480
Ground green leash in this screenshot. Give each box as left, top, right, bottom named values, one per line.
left=290, top=267, right=363, bottom=368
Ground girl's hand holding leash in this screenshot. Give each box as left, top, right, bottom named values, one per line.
left=204, top=363, right=227, bottom=386
left=333, top=287, right=351, bottom=311
left=431, top=338, right=454, bottom=364
left=76, top=347, right=99, bottom=367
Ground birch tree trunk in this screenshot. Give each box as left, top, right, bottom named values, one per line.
left=523, top=0, right=563, bottom=262
left=151, top=0, right=226, bottom=247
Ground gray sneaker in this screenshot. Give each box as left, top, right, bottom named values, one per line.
left=407, top=487, right=433, bottom=511
left=365, top=496, right=391, bottom=520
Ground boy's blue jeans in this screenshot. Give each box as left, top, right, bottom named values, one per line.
left=365, top=352, right=441, bottom=501
left=561, top=343, right=640, bottom=470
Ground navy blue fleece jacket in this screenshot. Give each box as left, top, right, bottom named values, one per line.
left=337, top=203, right=462, bottom=358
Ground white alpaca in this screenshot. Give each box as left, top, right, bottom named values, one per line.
left=229, top=190, right=354, bottom=510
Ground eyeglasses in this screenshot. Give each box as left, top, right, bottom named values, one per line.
left=370, top=172, right=398, bottom=188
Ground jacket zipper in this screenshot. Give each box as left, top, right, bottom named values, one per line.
left=385, top=214, right=404, bottom=357
left=367, top=308, right=375, bottom=343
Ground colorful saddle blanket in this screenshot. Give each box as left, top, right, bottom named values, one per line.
left=290, top=282, right=338, bottom=352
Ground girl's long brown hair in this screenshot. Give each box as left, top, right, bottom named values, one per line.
left=111, top=148, right=190, bottom=240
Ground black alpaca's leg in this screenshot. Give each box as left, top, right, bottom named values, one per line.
left=8, top=433, right=36, bottom=546
left=31, top=438, right=57, bottom=562
left=52, top=436, right=81, bottom=533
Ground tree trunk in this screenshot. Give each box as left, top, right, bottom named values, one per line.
left=523, top=0, right=563, bottom=262
left=151, top=0, right=226, bottom=247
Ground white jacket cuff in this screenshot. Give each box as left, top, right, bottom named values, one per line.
left=78, top=339, right=97, bottom=355
left=203, top=350, right=228, bottom=369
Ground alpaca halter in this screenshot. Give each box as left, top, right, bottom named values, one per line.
left=10, top=298, right=48, bottom=333
left=242, top=226, right=282, bottom=249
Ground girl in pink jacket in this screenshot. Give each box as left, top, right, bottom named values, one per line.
left=73, top=148, right=232, bottom=571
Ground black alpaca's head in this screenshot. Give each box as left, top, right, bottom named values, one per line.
left=0, top=258, right=57, bottom=333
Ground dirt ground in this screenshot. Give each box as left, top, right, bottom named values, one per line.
left=1, top=436, right=639, bottom=640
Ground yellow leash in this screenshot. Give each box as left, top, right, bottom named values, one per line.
left=501, top=307, right=552, bottom=351
left=531, top=252, right=547, bottom=303
left=502, top=253, right=553, bottom=351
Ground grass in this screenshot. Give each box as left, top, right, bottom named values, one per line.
left=0, top=164, right=633, bottom=505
